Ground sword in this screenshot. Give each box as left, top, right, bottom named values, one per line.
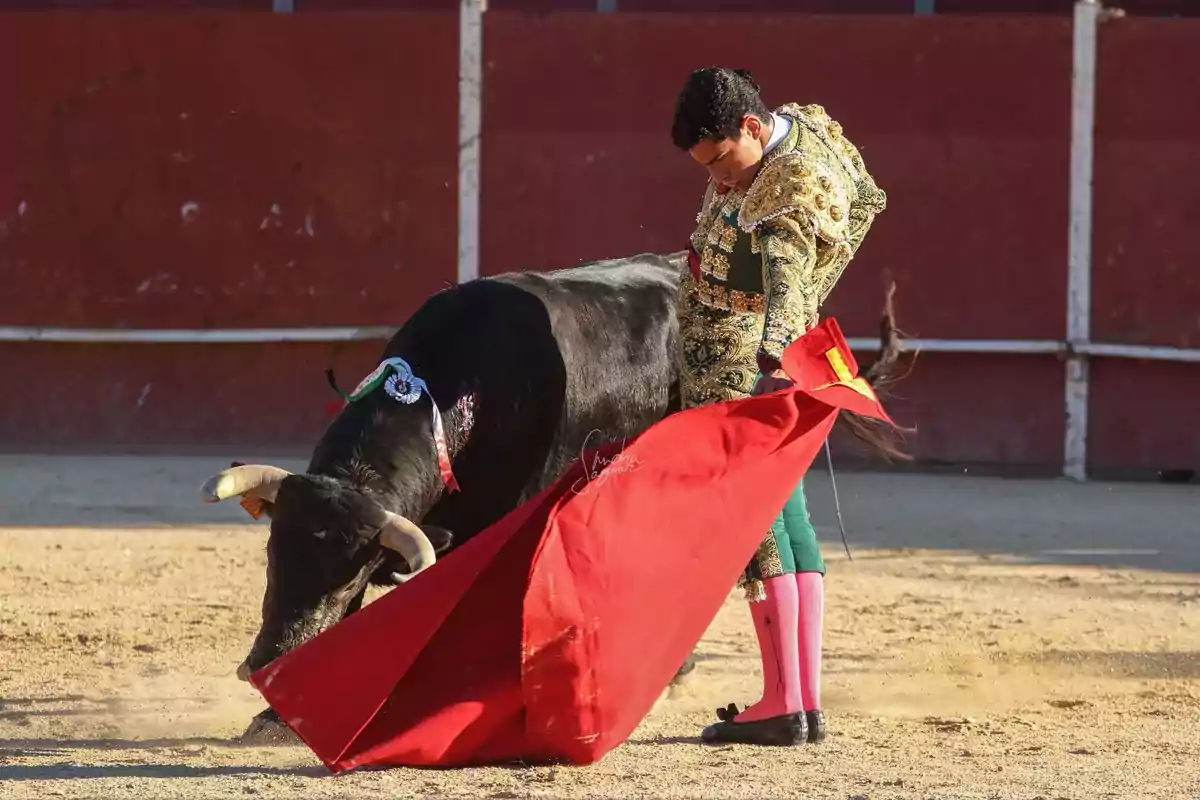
left=823, top=438, right=853, bottom=561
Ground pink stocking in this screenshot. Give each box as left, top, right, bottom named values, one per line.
left=736, top=575, right=803, bottom=722
left=795, top=571, right=825, bottom=711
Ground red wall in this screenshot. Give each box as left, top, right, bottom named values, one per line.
left=0, top=10, right=1195, bottom=476
left=4, top=13, right=458, bottom=329
left=0, top=12, right=458, bottom=450
left=3, top=1, right=1195, bottom=12
left=1088, top=18, right=1200, bottom=473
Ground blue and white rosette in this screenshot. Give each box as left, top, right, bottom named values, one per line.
left=347, top=358, right=459, bottom=492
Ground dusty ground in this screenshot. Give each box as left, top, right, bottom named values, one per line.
left=1, top=455, right=1198, bottom=799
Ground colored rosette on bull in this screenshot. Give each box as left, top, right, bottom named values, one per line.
left=249, top=317, right=894, bottom=772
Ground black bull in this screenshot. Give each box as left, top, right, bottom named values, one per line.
left=200, top=252, right=907, bottom=739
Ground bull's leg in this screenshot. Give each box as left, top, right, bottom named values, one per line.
left=239, top=707, right=297, bottom=745
left=671, top=650, right=699, bottom=684
left=239, top=589, right=368, bottom=745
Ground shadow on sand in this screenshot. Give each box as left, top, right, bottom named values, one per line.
left=0, top=735, right=329, bottom=782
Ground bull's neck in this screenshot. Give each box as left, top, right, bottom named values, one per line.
left=308, top=395, right=468, bottom=521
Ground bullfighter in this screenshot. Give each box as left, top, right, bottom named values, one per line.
left=670, top=66, right=888, bottom=747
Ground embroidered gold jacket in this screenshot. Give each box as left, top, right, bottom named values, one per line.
left=687, top=102, right=887, bottom=373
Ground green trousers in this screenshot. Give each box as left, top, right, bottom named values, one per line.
left=771, top=477, right=826, bottom=575
left=733, top=371, right=827, bottom=600
left=740, top=476, right=826, bottom=600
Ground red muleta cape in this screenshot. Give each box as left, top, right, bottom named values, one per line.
left=250, top=317, right=895, bottom=772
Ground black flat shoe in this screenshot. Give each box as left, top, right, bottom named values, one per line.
left=700, top=703, right=808, bottom=746
left=805, top=709, right=827, bottom=743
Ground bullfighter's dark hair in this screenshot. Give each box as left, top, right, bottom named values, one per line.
left=671, top=67, right=771, bottom=151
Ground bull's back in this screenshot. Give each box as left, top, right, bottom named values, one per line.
left=492, top=254, right=682, bottom=392
left=489, top=253, right=684, bottom=488
left=346, top=253, right=683, bottom=547
left=492, top=252, right=681, bottom=346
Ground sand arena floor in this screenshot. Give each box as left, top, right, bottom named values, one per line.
left=1, top=455, right=1198, bottom=799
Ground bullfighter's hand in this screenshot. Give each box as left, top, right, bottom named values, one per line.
left=752, top=370, right=794, bottom=396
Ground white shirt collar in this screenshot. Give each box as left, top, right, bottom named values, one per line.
left=764, top=112, right=791, bottom=154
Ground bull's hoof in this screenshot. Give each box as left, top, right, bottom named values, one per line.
left=669, top=652, right=698, bottom=686
left=238, top=708, right=298, bottom=745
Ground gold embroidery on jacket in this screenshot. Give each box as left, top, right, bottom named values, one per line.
left=682, top=102, right=886, bottom=401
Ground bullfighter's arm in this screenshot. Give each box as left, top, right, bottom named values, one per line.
left=740, top=151, right=858, bottom=374
left=756, top=190, right=888, bottom=372
left=754, top=215, right=819, bottom=374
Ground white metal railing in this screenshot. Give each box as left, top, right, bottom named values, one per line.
left=3, top=326, right=1197, bottom=365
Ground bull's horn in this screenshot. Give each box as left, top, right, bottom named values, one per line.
left=200, top=465, right=292, bottom=503
left=379, top=510, right=438, bottom=577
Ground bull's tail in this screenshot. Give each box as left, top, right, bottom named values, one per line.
left=835, top=280, right=917, bottom=462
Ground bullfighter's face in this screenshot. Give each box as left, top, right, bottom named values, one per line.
left=688, top=113, right=767, bottom=193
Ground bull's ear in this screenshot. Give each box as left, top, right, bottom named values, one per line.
left=420, top=525, right=454, bottom=554
left=257, top=499, right=279, bottom=520
left=233, top=494, right=278, bottom=522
